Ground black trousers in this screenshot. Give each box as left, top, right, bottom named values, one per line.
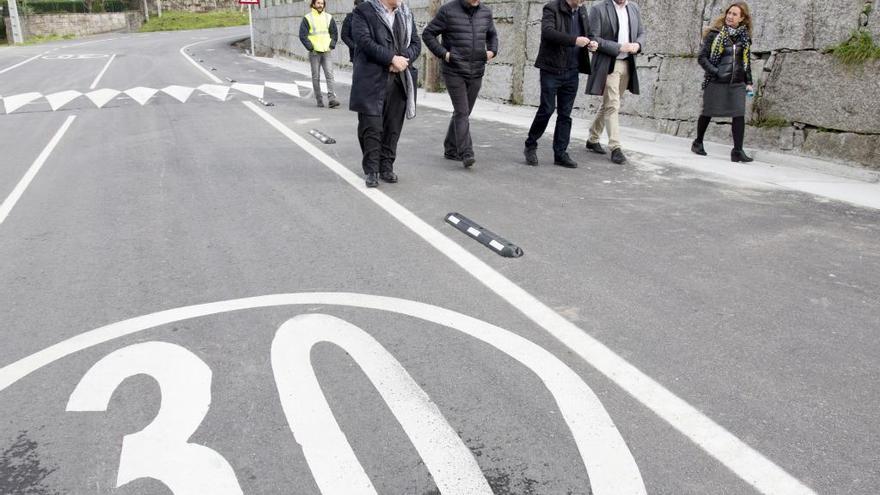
left=524, top=68, right=579, bottom=158
left=443, top=72, right=483, bottom=159
left=358, top=75, right=407, bottom=175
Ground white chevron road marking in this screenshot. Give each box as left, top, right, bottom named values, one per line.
left=231, top=82, right=264, bottom=99
left=265, top=81, right=301, bottom=98
left=45, top=90, right=83, bottom=111
left=3, top=92, right=43, bottom=114
left=197, top=83, right=230, bottom=101
left=162, top=85, right=196, bottom=103
left=86, top=88, right=121, bottom=109
left=0, top=81, right=313, bottom=115
left=124, top=86, right=159, bottom=106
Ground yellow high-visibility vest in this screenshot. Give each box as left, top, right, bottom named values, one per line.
left=305, top=9, right=332, bottom=53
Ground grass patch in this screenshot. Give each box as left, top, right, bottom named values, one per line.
left=826, top=29, right=880, bottom=65
left=139, top=10, right=249, bottom=32
left=751, top=115, right=790, bottom=128
left=17, top=34, right=76, bottom=45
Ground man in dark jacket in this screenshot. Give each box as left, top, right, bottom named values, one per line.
left=523, top=0, right=594, bottom=168
left=422, top=0, right=498, bottom=168
left=341, top=0, right=363, bottom=63
left=584, top=0, right=646, bottom=164
left=350, top=0, right=421, bottom=188
left=299, top=0, right=340, bottom=108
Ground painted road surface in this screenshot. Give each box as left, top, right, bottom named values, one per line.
left=1, top=27, right=878, bottom=494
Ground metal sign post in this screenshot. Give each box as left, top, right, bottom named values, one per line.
left=7, top=0, right=24, bottom=44
left=240, top=0, right=260, bottom=55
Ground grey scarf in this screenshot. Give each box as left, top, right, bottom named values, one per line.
left=368, top=0, right=417, bottom=119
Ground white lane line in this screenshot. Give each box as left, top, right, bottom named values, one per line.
left=89, top=53, right=116, bottom=89
left=0, top=293, right=646, bottom=494
left=241, top=101, right=817, bottom=495
left=179, top=35, right=245, bottom=84
left=0, top=115, right=76, bottom=226
left=273, top=314, right=495, bottom=495
left=0, top=51, right=51, bottom=75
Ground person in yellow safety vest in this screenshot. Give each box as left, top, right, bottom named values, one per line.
left=299, top=0, right=340, bottom=108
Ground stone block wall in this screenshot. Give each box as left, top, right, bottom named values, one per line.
left=253, top=0, right=880, bottom=168
left=7, top=11, right=145, bottom=39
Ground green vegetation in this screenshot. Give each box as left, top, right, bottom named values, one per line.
left=751, top=115, right=790, bottom=128
left=827, top=29, right=880, bottom=65
left=14, top=34, right=75, bottom=45
left=139, top=10, right=249, bottom=32
left=2, top=0, right=127, bottom=14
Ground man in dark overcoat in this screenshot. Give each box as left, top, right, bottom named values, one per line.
left=585, top=0, right=646, bottom=164
left=349, top=0, right=421, bottom=187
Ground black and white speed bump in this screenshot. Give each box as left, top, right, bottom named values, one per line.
left=445, top=213, right=523, bottom=258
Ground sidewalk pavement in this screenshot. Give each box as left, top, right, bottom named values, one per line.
left=251, top=55, right=880, bottom=211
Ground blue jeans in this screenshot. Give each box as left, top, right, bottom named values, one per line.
left=524, top=68, right=579, bottom=158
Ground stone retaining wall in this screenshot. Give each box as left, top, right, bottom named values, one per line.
left=5, top=11, right=145, bottom=39
left=253, top=0, right=879, bottom=168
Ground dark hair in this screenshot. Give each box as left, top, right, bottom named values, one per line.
left=353, top=0, right=363, bottom=4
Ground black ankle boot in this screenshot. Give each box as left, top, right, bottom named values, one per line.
left=691, top=140, right=707, bottom=156
left=731, top=149, right=753, bottom=163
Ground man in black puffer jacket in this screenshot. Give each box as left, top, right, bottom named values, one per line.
left=422, top=0, right=498, bottom=168
left=523, top=0, right=594, bottom=168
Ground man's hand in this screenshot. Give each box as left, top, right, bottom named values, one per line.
left=575, top=36, right=590, bottom=48
left=390, top=55, right=409, bottom=72
left=588, top=40, right=598, bottom=52
left=622, top=42, right=640, bottom=54
left=486, top=51, right=495, bottom=60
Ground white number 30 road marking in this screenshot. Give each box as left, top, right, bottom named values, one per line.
left=31, top=294, right=644, bottom=494
left=66, top=341, right=243, bottom=494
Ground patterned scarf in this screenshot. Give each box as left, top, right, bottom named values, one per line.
left=702, top=25, right=751, bottom=89
left=368, top=0, right=417, bottom=119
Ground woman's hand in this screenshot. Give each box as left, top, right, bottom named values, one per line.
left=746, top=84, right=754, bottom=92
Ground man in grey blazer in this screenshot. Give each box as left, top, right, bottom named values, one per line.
left=584, top=0, right=646, bottom=164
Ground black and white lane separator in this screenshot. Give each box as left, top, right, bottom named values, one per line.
left=309, top=129, right=336, bottom=144
left=445, top=213, right=524, bottom=258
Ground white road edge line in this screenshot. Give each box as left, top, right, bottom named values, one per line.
left=0, top=115, right=77, bottom=226
left=89, top=53, right=116, bottom=89
left=241, top=101, right=817, bottom=495
left=179, top=35, right=245, bottom=84
left=0, top=51, right=51, bottom=75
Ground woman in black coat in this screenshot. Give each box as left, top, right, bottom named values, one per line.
left=692, top=2, right=755, bottom=162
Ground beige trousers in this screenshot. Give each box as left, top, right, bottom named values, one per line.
left=589, top=60, right=630, bottom=150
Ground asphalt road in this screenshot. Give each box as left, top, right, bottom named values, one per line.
left=1, top=26, right=878, bottom=495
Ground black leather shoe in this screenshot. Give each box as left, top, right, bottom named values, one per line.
left=316, top=100, right=325, bottom=108
left=586, top=141, right=607, bottom=154
left=379, top=171, right=398, bottom=183
left=610, top=147, right=627, bottom=164
left=462, top=155, right=475, bottom=168
left=328, top=99, right=340, bottom=108
left=553, top=153, right=578, bottom=168
left=365, top=173, right=379, bottom=187
left=524, top=147, right=538, bottom=166
left=444, top=151, right=461, bottom=161
left=691, top=140, right=707, bottom=156
left=731, top=149, right=754, bottom=162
